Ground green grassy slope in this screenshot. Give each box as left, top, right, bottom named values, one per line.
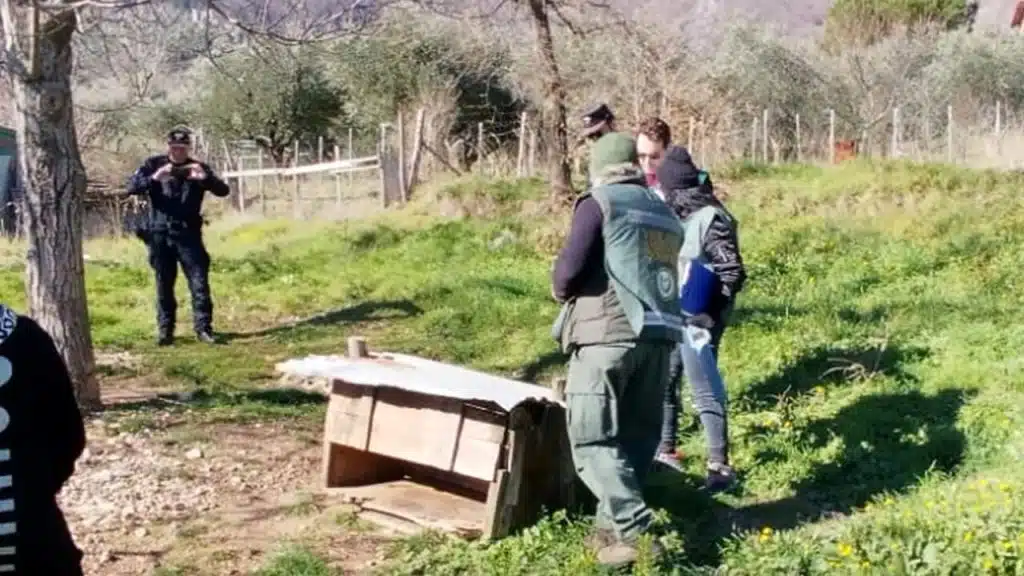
left=2, top=161, right=1024, bottom=574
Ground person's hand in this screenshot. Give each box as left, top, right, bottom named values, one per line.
left=151, top=163, right=173, bottom=183
left=186, top=163, right=207, bottom=180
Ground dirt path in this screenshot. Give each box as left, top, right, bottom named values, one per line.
left=61, top=404, right=392, bottom=575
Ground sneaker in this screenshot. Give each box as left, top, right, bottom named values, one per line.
left=596, top=539, right=663, bottom=569
left=654, top=451, right=685, bottom=473
left=196, top=331, right=217, bottom=344
left=584, top=527, right=615, bottom=551
left=705, top=462, right=736, bottom=493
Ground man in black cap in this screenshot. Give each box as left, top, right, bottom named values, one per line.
left=575, top=103, right=617, bottom=186
left=126, top=128, right=230, bottom=346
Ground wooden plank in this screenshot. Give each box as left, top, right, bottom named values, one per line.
left=482, top=470, right=509, bottom=540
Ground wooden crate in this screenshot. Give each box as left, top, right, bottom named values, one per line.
left=280, top=337, right=582, bottom=540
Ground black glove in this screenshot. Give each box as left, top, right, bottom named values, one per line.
left=686, top=313, right=716, bottom=329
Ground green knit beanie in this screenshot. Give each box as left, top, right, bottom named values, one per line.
left=589, top=132, right=639, bottom=183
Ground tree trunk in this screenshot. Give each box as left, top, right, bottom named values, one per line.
left=1, top=2, right=100, bottom=409
left=526, top=0, right=573, bottom=204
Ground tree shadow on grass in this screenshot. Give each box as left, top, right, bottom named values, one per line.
left=734, top=343, right=931, bottom=411
left=642, top=387, right=972, bottom=567
left=738, top=387, right=973, bottom=532
left=220, top=299, right=423, bottom=342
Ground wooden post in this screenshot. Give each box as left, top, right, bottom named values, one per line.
left=477, top=122, right=485, bottom=172
left=347, top=127, right=354, bottom=190
left=292, top=140, right=300, bottom=219
left=237, top=156, right=246, bottom=214
left=790, top=113, right=798, bottom=161
left=317, top=136, right=325, bottom=187
left=334, top=144, right=342, bottom=210
left=397, top=111, right=407, bottom=203
left=528, top=130, right=537, bottom=175
left=257, top=148, right=266, bottom=215
left=751, top=117, right=758, bottom=161
left=379, top=124, right=388, bottom=209
left=408, top=108, right=426, bottom=197
left=347, top=336, right=368, bottom=358
left=762, top=109, right=769, bottom=163
left=517, top=112, right=528, bottom=177
left=947, top=104, right=954, bottom=164
left=892, top=106, right=901, bottom=157
left=699, top=118, right=707, bottom=167
left=828, top=109, right=836, bottom=164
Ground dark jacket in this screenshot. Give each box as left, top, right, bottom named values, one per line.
left=0, top=305, right=86, bottom=575
left=126, top=155, right=230, bottom=233
left=656, top=146, right=746, bottom=301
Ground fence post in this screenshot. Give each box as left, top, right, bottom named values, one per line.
left=891, top=107, right=899, bottom=158
left=477, top=121, right=485, bottom=172
left=334, top=144, right=342, bottom=210
left=699, top=118, right=707, bottom=167
left=292, top=140, right=300, bottom=219
left=517, top=112, right=528, bottom=177
left=947, top=105, right=954, bottom=164
left=750, top=117, right=758, bottom=161
left=347, top=127, right=354, bottom=191
left=408, top=108, right=426, bottom=196
left=397, top=111, right=407, bottom=202
left=762, top=109, right=769, bottom=163
left=257, top=148, right=266, bottom=215
left=237, top=156, right=246, bottom=214
left=528, top=129, right=537, bottom=176
left=317, top=136, right=325, bottom=188
left=379, top=123, right=388, bottom=209
left=828, top=109, right=836, bottom=164
left=795, top=113, right=802, bottom=163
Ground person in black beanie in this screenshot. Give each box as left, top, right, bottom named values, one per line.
left=655, top=146, right=746, bottom=493
left=0, top=304, right=87, bottom=575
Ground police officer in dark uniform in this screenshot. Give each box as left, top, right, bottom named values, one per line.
left=126, top=128, right=230, bottom=346
left=575, top=103, right=617, bottom=186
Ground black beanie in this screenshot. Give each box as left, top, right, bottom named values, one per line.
left=655, top=146, right=701, bottom=190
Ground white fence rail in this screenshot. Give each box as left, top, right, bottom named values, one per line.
left=220, top=155, right=379, bottom=179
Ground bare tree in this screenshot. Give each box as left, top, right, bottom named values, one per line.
left=0, top=0, right=373, bottom=409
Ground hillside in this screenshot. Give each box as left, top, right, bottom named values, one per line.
left=1, top=160, right=1022, bottom=574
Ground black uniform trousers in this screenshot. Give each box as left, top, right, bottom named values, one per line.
left=145, top=229, right=213, bottom=334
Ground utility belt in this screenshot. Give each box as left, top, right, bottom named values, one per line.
left=133, top=218, right=203, bottom=243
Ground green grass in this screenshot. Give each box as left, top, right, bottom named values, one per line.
left=4, top=161, right=1024, bottom=573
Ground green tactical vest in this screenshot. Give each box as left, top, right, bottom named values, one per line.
left=559, top=180, right=685, bottom=347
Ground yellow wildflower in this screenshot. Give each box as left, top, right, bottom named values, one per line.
left=1002, top=541, right=1013, bottom=550
left=883, top=497, right=895, bottom=506
left=761, top=527, right=773, bottom=536
left=838, top=543, right=854, bottom=557
left=964, top=532, right=974, bottom=543
left=814, top=386, right=825, bottom=395
left=783, top=421, right=792, bottom=428
left=983, top=558, right=994, bottom=570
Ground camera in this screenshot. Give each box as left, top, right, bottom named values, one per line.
left=170, top=165, right=191, bottom=179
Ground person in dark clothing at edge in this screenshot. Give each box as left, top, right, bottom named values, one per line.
left=573, top=103, right=617, bottom=187
left=0, top=304, right=88, bottom=575
left=550, top=132, right=685, bottom=569
left=655, top=145, right=747, bottom=492
left=126, top=128, right=230, bottom=346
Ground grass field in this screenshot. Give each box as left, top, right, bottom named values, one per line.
left=3, top=160, right=1024, bottom=574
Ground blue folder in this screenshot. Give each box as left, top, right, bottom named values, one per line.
left=679, top=258, right=721, bottom=316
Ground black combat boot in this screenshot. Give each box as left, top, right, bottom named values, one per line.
left=157, top=327, right=174, bottom=346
